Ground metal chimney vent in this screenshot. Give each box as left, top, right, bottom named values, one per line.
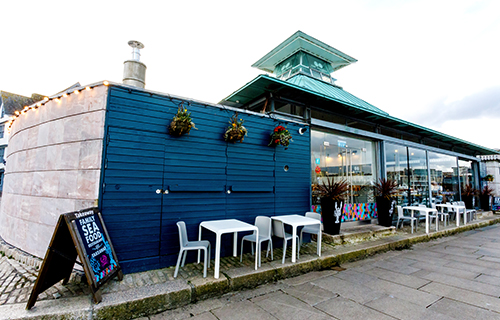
left=123, top=40, right=147, bottom=88
left=128, top=40, right=144, bottom=61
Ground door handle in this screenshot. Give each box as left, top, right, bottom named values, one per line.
left=156, top=189, right=169, bottom=194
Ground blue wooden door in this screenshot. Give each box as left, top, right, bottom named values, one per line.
left=102, top=88, right=170, bottom=272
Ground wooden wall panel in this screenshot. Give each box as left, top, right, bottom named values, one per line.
left=101, top=86, right=311, bottom=273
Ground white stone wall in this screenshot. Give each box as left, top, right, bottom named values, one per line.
left=0, top=85, right=108, bottom=258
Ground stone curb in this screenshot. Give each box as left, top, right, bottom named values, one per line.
left=1, top=215, right=499, bottom=319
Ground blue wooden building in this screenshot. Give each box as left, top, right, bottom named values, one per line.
left=2, top=31, right=498, bottom=275
left=100, top=87, right=310, bottom=273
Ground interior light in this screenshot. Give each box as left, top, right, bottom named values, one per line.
left=43, top=97, right=49, bottom=101
left=37, top=102, right=42, bottom=107
left=15, top=111, right=20, bottom=115
left=63, top=93, right=68, bottom=98
left=74, top=90, right=79, bottom=94
left=86, top=86, right=91, bottom=91
left=103, top=81, right=109, bottom=86
left=395, top=150, right=398, bottom=153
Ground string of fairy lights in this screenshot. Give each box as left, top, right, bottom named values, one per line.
left=6, top=81, right=109, bottom=133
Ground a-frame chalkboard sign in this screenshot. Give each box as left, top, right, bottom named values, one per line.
left=26, top=207, right=123, bottom=310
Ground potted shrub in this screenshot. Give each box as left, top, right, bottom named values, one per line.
left=317, top=178, right=349, bottom=235
left=462, top=184, right=477, bottom=209
left=373, top=178, right=398, bottom=227
left=480, top=185, right=494, bottom=211
left=224, top=112, right=247, bottom=143
left=484, top=174, right=494, bottom=182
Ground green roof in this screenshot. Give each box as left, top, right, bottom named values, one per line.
left=220, top=74, right=499, bottom=156
left=286, top=74, right=388, bottom=116
left=252, top=31, right=357, bottom=74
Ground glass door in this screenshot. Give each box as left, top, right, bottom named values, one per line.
left=312, top=130, right=377, bottom=222
left=338, top=147, right=370, bottom=204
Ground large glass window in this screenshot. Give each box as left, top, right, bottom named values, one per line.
left=458, top=159, right=474, bottom=190
left=385, top=143, right=409, bottom=206
left=428, top=152, right=459, bottom=204
left=311, top=130, right=377, bottom=222
left=408, top=148, right=429, bottom=206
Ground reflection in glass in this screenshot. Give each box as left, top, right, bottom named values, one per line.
left=311, top=130, right=377, bottom=221
left=385, top=143, right=409, bottom=206
left=458, top=159, right=474, bottom=191
left=428, top=152, right=459, bottom=204
left=408, top=148, right=429, bottom=206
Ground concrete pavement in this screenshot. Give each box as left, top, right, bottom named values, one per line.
left=1, top=213, right=500, bottom=319
left=142, top=223, right=500, bottom=320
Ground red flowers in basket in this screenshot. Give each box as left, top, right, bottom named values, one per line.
left=269, top=125, right=292, bottom=148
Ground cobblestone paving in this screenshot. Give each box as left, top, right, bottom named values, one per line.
left=0, top=241, right=321, bottom=305
left=0, top=254, right=89, bottom=305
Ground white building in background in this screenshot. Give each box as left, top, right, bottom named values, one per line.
left=0, top=91, right=44, bottom=193
left=480, top=154, right=500, bottom=197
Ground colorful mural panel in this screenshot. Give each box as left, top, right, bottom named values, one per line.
left=311, top=202, right=377, bottom=222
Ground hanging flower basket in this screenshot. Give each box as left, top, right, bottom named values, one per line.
left=484, top=174, right=494, bottom=182
left=224, top=112, right=247, bottom=143
left=168, top=105, right=197, bottom=136
left=269, top=125, right=292, bottom=148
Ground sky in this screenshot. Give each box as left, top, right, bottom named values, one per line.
left=1, top=0, right=499, bottom=150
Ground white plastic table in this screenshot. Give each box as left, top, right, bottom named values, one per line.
left=198, top=219, right=258, bottom=279
left=435, top=204, right=466, bottom=226
left=271, top=215, right=322, bottom=263
left=402, top=206, right=438, bottom=234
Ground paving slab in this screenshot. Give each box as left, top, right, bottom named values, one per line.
left=371, top=259, right=421, bottom=275
left=363, top=278, right=441, bottom=308
left=418, top=281, right=500, bottom=313
left=315, top=296, right=394, bottom=320
left=312, top=276, right=387, bottom=305
left=428, top=297, right=500, bottom=320
left=364, top=295, right=454, bottom=320
left=363, top=267, right=431, bottom=289
left=252, top=290, right=333, bottom=320
left=416, top=272, right=500, bottom=297
left=408, top=261, right=480, bottom=280
left=210, top=300, right=276, bottom=320
left=0, top=294, right=92, bottom=320
left=474, top=274, right=500, bottom=286
left=279, top=269, right=336, bottom=286
left=282, top=282, right=338, bottom=306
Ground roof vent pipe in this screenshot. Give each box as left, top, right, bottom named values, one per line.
left=123, top=40, right=146, bottom=88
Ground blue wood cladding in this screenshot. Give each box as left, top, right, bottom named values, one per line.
left=100, top=86, right=311, bottom=273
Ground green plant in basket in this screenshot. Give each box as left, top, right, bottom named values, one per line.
left=168, top=105, right=197, bottom=136
left=224, top=112, right=247, bottom=143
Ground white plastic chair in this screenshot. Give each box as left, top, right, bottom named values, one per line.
left=396, top=206, right=417, bottom=233
left=272, top=219, right=299, bottom=264
left=435, top=205, right=449, bottom=228
left=240, top=216, right=273, bottom=267
left=414, top=204, right=427, bottom=228
left=300, top=212, right=322, bottom=248
left=457, top=201, right=476, bottom=221
left=174, top=221, right=211, bottom=278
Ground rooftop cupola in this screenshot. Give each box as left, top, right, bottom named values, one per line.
left=252, top=31, right=357, bottom=85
